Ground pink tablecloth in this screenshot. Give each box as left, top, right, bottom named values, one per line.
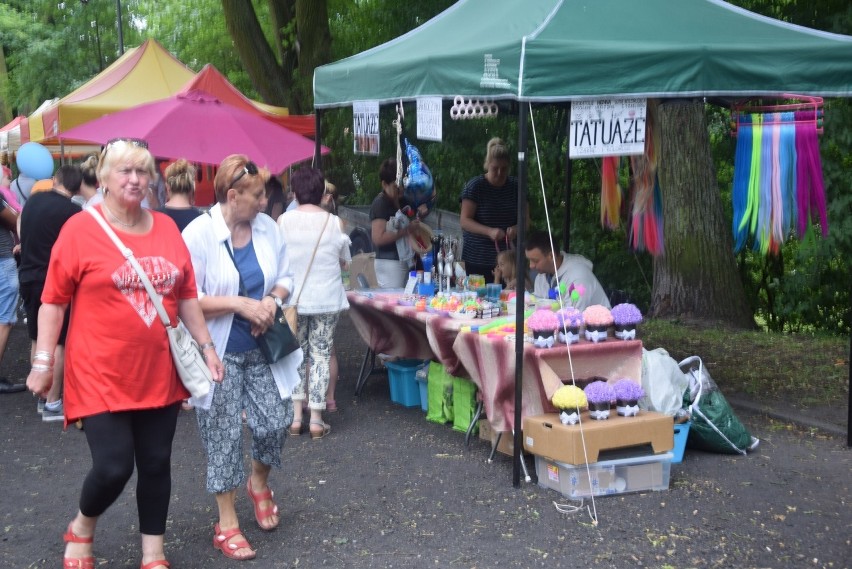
left=453, top=335, right=643, bottom=432
left=346, top=291, right=485, bottom=376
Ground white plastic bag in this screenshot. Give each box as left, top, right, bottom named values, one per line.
left=640, top=348, right=690, bottom=416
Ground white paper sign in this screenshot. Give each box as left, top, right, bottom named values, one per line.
left=353, top=100, right=380, bottom=155
left=416, top=97, right=443, bottom=142
left=569, top=98, right=647, bottom=158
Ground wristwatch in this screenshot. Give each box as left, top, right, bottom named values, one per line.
left=265, top=293, right=284, bottom=308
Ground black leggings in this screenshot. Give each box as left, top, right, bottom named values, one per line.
left=79, top=404, right=181, bottom=535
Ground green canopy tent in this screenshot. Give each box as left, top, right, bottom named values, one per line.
left=313, top=0, right=852, bottom=476
left=315, top=0, right=852, bottom=105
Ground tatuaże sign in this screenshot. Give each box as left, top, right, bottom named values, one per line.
left=353, top=100, right=380, bottom=155
left=569, top=98, right=647, bottom=158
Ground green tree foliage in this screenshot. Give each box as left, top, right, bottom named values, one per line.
left=0, top=0, right=143, bottom=118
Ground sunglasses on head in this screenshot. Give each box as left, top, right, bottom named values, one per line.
left=229, top=161, right=259, bottom=189
left=105, top=138, right=148, bottom=151
left=101, top=138, right=149, bottom=161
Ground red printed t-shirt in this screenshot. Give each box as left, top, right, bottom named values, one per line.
left=42, top=207, right=197, bottom=422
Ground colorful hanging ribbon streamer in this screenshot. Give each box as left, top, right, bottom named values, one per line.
left=731, top=108, right=826, bottom=255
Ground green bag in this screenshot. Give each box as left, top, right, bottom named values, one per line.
left=426, top=361, right=454, bottom=424
left=452, top=376, right=478, bottom=434
left=680, top=356, right=757, bottom=455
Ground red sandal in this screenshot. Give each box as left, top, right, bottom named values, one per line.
left=140, top=561, right=170, bottom=569
left=247, top=478, right=279, bottom=530
left=63, top=521, right=95, bottom=569
left=212, top=523, right=256, bottom=561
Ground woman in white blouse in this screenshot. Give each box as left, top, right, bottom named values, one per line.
left=278, top=168, right=350, bottom=439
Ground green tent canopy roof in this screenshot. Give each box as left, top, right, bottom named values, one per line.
left=314, top=0, right=852, bottom=108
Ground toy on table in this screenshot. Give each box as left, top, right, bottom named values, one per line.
left=582, top=304, right=613, bottom=343
left=551, top=385, right=587, bottom=425
left=555, top=307, right=583, bottom=345
left=613, top=379, right=645, bottom=416
left=611, top=303, right=643, bottom=340
left=527, top=308, right=559, bottom=348
left=584, top=381, right=615, bottom=420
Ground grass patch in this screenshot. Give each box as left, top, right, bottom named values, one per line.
left=640, top=319, right=849, bottom=406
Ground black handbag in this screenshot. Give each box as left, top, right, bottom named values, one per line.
left=255, top=305, right=300, bottom=363
left=223, top=242, right=301, bottom=364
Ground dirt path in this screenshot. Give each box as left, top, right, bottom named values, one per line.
left=1, top=315, right=849, bottom=568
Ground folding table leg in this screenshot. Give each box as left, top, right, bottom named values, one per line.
left=354, top=347, right=376, bottom=396
left=464, top=400, right=483, bottom=448
left=487, top=431, right=532, bottom=482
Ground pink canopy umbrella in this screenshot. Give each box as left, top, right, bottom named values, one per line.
left=59, top=90, right=327, bottom=172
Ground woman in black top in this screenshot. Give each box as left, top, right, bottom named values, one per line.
left=460, top=138, right=521, bottom=283
left=157, top=159, right=202, bottom=232
left=369, top=158, right=420, bottom=288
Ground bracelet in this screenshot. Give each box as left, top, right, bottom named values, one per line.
left=199, top=341, right=215, bottom=351
left=31, top=364, right=53, bottom=373
left=33, top=350, right=54, bottom=363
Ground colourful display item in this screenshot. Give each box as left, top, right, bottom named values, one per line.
left=527, top=308, right=560, bottom=333
left=582, top=304, right=614, bottom=327
left=611, top=303, right=643, bottom=327
left=551, top=385, right=587, bottom=411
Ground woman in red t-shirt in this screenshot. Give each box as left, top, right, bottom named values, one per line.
left=26, top=139, right=223, bottom=569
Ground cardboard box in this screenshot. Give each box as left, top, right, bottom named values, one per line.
left=350, top=253, right=378, bottom=289
left=523, top=411, right=674, bottom=465
left=535, top=451, right=673, bottom=498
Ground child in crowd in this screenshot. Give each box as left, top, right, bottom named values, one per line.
left=492, top=249, right=530, bottom=291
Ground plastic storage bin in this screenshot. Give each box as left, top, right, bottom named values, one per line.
left=535, top=451, right=673, bottom=498
left=671, top=421, right=691, bottom=464
left=415, top=366, right=429, bottom=412
left=385, top=359, right=427, bottom=408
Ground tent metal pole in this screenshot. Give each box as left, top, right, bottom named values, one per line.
left=314, top=110, right=322, bottom=168
left=513, top=104, right=529, bottom=488
left=562, top=104, right=573, bottom=252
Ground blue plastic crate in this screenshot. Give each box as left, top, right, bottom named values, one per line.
left=671, top=421, right=691, bottom=464
left=385, top=359, right=427, bottom=408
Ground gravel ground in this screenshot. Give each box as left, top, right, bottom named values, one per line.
left=1, top=314, right=850, bottom=569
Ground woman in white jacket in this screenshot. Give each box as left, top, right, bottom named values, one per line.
left=182, top=154, right=301, bottom=561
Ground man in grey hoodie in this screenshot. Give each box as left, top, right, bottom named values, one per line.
left=524, top=231, right=610, bottom=311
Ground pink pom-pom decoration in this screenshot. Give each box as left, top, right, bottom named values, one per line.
left=527, top=308, right=559, bottom=333
left=611, top=303, right=643, bottom=327
left=582, top=304, right=613, bottom=327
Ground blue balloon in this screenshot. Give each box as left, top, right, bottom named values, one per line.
left=16, top=142, right=54, bottom=179
left=402, top=139, right=434, bottom=209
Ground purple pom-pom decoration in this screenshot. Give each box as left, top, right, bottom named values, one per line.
left=612, top=378, right=645, bottom=401
left=611, top=303, right=643, bottom=327
left=556, top=307, right=583, bottom=329
left=584, top=381, right=615, bottom=404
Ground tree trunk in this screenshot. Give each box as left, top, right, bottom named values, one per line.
left=221, top=0, right=291, bottom=107
left=650, top=99, right=755, bottom=328
left=0, top=47, right=9, bottom=124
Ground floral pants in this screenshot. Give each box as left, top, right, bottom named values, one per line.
left=291, top=311, right=340, bottom=410
left=195, top=348, right=293, bottom=494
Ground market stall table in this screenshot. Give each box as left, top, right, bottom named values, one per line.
left=346, top=290, right=497, bottom=394
left=453, top=333, right=643, bottom=433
